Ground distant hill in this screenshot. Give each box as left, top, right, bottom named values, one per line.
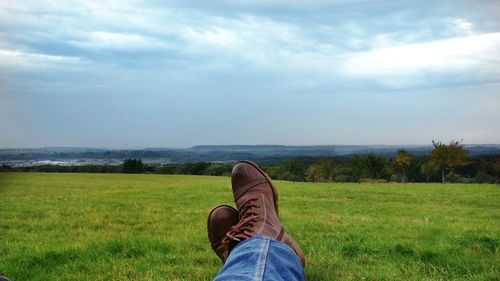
left=1, top=144, right=499, bottom=166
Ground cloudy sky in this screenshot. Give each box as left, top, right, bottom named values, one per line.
left=1, top=0, right=499, bottom=148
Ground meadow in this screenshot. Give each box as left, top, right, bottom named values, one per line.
left=0, top=172, right=498, bottom=281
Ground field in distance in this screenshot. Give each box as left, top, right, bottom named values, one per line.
left=0, top=173, right=498, bottom=280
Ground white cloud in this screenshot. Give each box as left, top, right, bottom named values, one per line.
left=341, top=32, right=500, bottom=76
left=453, top=18, right=473, bottom=34
left=69, top=31, right=165, bottom=50
left=184, top=27, right=243, bottom=49
left=177, top=16, right=308, bottom=67
left=0, top=49, right=83, bottom=70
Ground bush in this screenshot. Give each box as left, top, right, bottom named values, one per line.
left=205, top=164, right=231, bottom=176
left=0, top=164, right=13, bottom=172
left=176, top=162, right=210, bottom=175
left=456, top=177, right=474, bottom=184
left=333, top=174, right=354, bottom=183
left=474, top=172, right=496, bottom=183
left=359, top=178, right=388, bottom=183
left=155, top=165, right=177, bottom=174
left=446, top=172, right=460, bottom=183
left=390, top=174, right=400, bottom=182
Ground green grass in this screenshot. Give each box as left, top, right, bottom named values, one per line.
left=0, top=173, right=498, bottom=281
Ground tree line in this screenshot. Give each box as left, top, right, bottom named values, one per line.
left=0, top=160, right=234, bottom=177
left=1, top=141, right=498, bottom=183
left=267, top=141, right=498, bottom=183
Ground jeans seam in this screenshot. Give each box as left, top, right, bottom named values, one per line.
left=252, top=237, right=270, bottom=281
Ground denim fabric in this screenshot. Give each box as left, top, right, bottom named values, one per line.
left=214, top=236, right=305, bottom=281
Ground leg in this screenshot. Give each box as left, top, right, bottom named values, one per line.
left=214, top=236, right=304, bottom=281
left=207, top=161, right=306, bottom=280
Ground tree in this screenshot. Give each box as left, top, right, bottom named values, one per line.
left=280, top=159, right=307, bottom=182
left=0, top=164, right=13, bottom=172
left=351, top=155, right=364, bottom=182
left=349, top=153, right=389, bottom=181
left=155, top=165, right=177, bottom=174
left=363, top=152, right=388, bottom=179
left=205, top=163, right=231, bottom=176
left=306, top=157, right=335, bottom=182
left=122, top=158, right=143, bottom=173
left=306, top=164, right=322, bottom=183
left=429, top=140, right=468, bottom=183
left=176, top=162, right=210, bottom=175
left=266, top=159, right=308, bottom=182
left=420, top=161, right=438, bottom=183
left=493, top=157, right=500, bottom=184
left=393, top=149, right=413, bottom=183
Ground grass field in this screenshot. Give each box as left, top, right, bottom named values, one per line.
left=0, top=173, right=498, bottom=281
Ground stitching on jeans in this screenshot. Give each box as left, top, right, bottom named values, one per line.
left=252, top=238, right=270, bottom=281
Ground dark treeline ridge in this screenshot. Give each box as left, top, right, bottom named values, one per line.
left=2, top=142, right=499, bottom=184
left=2, top=144, right=499, bottom=162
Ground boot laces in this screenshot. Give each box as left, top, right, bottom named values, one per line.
left=223, top=198, right=260, bottom=243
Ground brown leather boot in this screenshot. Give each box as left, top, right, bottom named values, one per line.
left=221, top=160, right=306, bottom=266
left=207, top=205, right=239, bottom=262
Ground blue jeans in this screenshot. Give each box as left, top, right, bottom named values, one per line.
left=214, top=236, right=305, bottom=281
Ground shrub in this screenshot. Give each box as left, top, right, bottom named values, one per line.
left=333, top=174, right=354, bottom=183
left=474, top=172, right=496, bottom=183
left=205, top=164, right=231, bottom=176
left=446, top=172, right=460, bottom=183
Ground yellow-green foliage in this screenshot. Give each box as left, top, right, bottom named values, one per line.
left=0, top=173, right=498, bottom=280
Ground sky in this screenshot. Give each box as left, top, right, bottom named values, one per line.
left=1, top=0, right=499, bottom=148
